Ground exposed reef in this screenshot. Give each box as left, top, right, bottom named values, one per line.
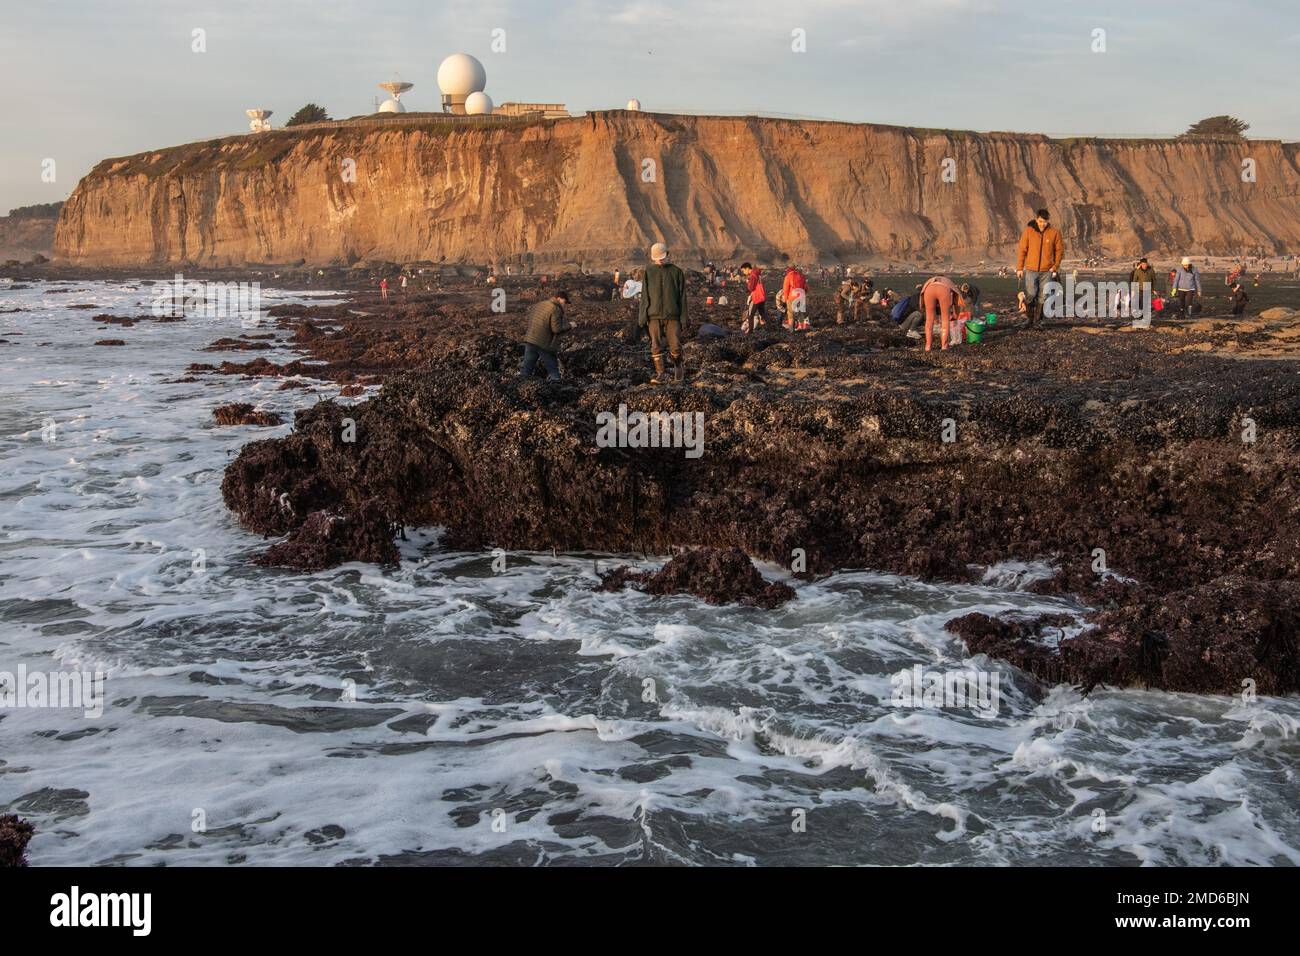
left=217, top=279, right=1300, bottom=694
left=596, top=547, right=796, bottom=609
left=213, top=403, right=283, bottom=427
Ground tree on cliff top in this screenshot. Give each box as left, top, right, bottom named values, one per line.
left=4, top=201, right=62, bottom=220
left=285, top=103, right=330, bottom=127
left=1180, top=115, right=1249, bottom=139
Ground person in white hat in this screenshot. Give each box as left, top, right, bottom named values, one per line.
left=638, top=242, right=688, bottom=382
left=1170, top=256, right=1202, bottom=319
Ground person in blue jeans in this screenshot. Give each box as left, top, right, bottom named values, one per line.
left=520, top=290, right=572, bottom=380
left=1170, top=257, right=1202, bottom=318
left=1015, top=208, right=1065, bottom=329
left=521, top=342, right=561, bottom=379
left=890, top=284, right=926, bottom=338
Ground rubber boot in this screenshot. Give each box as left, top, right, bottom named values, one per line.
left=650, top=354, right=665, bottom=384
left=673, top=356, right=684, bottom=383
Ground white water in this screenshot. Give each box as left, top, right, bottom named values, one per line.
left=2, top=279, right=1298, bottom=866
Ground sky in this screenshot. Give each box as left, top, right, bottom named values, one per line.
left=3, top=0, right=1298, bottom=214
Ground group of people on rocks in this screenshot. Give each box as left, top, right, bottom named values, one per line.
left=1120, top=255, right=1246, bottom=319
left=1010, top=210, right=1245, bottom=324
left=522, top=241, right=691, bottom=384
left=519, top=206, right=1270, bottom=380
left=737, top=262, right=815, bottom=332
left=376, top=272, right=413, bottom=300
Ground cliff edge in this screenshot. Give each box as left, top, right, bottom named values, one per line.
left=54, top=112, right=1300, bottom=268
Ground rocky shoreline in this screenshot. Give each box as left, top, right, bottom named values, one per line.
left=202, top=275, right=1300, bottom=696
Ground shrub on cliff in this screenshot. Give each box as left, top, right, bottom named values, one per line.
left=285, top=103, right=330, bottom=127
left=1181, top=115, right=1249, bottom=139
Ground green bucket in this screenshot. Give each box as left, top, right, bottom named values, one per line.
left=984, top=312, right=997, bottom=326
left=965, top=320, right=987, bottom=344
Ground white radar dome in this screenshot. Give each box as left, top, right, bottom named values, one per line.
left=378, top=98, right=406, bottom=113
left=437, top=53, right=487, bottom=96
left=465, top=92, right=494, bottom=115
left=626, top=98, right=641, bottom=111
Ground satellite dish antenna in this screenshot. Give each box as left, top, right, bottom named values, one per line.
left=378, top=78, right=414, bottom=101
left=246, top=108, right=273, bottom=132
left=377, top=74, right=413, bottom=114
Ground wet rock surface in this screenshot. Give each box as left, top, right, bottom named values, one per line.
left=1069, top=577, right=1298, bottom=695
left=92, top=312, right=183, bottom=326
left=0, top=815, right=35, bottom=867
left=204, top=337, right=273, bottom=352
left=950, top=577, right=1300, bottom=695
left=253, top=501, right=399, bottom=571
left=597, top=547, right=796, bottom=608
left=212, top=403, right=283, bottom=427
left=218, top=278, right=1300, bottom=694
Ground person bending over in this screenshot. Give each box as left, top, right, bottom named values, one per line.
left=520, top=290, right=573, bottom=380
left=921, top=276, right=964, bottom=351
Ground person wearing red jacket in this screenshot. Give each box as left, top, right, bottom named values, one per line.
left=741, top=262, right=767, bottom=334
left=782, top=266, right=809, bottom=330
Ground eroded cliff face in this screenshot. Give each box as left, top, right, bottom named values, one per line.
left=0, top=216, right=56, bottom=262
left=54, top=112, right=1300, bottom=268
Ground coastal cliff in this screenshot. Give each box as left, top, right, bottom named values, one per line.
left=0, top=206, right=58, bottom=262
left=54, top=112, right=1300, bottom=269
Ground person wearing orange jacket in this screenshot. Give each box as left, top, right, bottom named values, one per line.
left=1015, top=208, right=1065, bottom=330
left=781, top=265, right=810, bottom=330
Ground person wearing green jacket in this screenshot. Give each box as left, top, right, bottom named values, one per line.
left=638, top=242, right=688, bottom=383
